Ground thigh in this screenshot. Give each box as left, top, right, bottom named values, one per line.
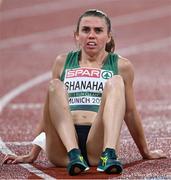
left=45, top=118, right=69, bottom=167
left=86, top=76, right=123, bottom=166
left=86, top=96, right=105, bottom=166
left=43, top=95, right=69, bottom=167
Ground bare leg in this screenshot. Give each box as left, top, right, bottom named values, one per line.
left=87, top=75, right=125, bottom=166
left=103, top=75, right=125, bottom=149
left=48, top=79, right=78, bottom=151
left=43, top=79, right=78, bottom=166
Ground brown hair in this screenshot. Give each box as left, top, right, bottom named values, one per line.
left=76, top=9, right=115, bottom=53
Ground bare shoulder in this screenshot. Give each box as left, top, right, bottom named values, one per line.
left=118, top=55, right=134, bottom=83
left=52, top=53, right=68, bottom=79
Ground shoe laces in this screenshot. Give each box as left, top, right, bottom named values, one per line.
left=105, top=149, right=117, bottom=159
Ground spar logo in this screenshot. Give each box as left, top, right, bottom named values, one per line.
left=101, top=71, right=113, bottom=79
left=66, top=68, right=100, bottom=78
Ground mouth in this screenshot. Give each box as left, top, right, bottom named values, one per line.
left=86, top=42, right=97, bottom=48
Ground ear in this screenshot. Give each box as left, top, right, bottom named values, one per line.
left=74, top=32, right=81, bottom=49
left=74, top=31, right=79, bottom=42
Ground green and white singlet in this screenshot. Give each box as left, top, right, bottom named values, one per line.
left=60, top=51, right=119, bottom=112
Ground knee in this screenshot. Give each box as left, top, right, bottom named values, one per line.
left=105, top=75, right=125, bottom=92
left=48, top=79, right=65, bottom=93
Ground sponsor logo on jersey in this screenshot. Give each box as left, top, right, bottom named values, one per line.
left=102, top=71, right=113, bottom=79
left=66, top=68, right=100, bottom=78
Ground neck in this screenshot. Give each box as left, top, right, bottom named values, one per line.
left=79, top=50, right=108, bottom=68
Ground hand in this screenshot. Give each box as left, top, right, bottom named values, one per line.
left=1, top=154, right=34, bottom=165
left=143, top=149, right=166, bottom=160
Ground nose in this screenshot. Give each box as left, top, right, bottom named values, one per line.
left=88, top=30, right=96, bottom=39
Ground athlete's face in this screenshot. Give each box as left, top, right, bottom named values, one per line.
left=75, top=16, right=111, bottom=55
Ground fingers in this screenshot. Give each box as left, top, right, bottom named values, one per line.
left=143, top=149, right=167, bottom=160
left=1, top=154, right=33, bottom=166
left=2, top=154, right=13, bottom=164
left=1, top=154, right=17, bottom=165
left=150, top=150, right=167, bottom=159
left=12, top=158, right=21, bottom=164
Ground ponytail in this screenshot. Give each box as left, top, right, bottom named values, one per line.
left=105, top=36, right=115, bottom=53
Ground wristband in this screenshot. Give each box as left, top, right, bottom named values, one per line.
left=32, top=132, right=46, bottom=151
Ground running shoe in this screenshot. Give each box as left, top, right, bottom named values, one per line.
left=97, top=148, right=123, bottom=174
left=67, top=148, right=89, bottom=176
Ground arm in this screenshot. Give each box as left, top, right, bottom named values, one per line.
left=119, top=57, right=166, bottom=159
left=2, top=114, right=45, bottom=164
left=2, top=54, right=67, bottom=165
left=25, top=54, right=67, bottom=160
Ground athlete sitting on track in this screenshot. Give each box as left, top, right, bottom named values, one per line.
left=2, top=9, right=166, bottom=176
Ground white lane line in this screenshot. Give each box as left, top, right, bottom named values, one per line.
left=137, top=101, right=171, bottom=112
left=9, top=103, right=43, bottom=110
left=121, top=137, right=171, bottom=141
left=2, top=137, right=171, bottom=146
left=0, top=36, right=171, bottom=113
left=112, top=5, right=171, bottom=26
left=0, top=0, right=113, bottom=22
left=0, top=24, right=73, bottom=50
left=0, top=137, right=55, bottom=180
left=0, top=5, right=171, bottom=50
left=0, top=72, right=51, bottom=113
left=4, top=141, right=32, bottom=146
left=7, top=100, right=171, bottom=111
left=117, top=37, right=171, bottom=56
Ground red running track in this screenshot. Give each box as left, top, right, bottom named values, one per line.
left=0, top=0, right=171, bottom=179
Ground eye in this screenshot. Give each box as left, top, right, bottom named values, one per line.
left=81, top=27, right=90, bottom=33
left=94, top=27, right=103, bottom=33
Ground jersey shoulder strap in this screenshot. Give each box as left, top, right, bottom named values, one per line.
left=102, top=53, right=119, bottom=75
left=60, top=51, right=79, bottom=81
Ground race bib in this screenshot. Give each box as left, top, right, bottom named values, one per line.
left=64, top=67, right=113, bottom=106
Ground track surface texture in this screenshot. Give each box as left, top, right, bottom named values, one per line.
left=0, top=0, right=171, bottom=179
